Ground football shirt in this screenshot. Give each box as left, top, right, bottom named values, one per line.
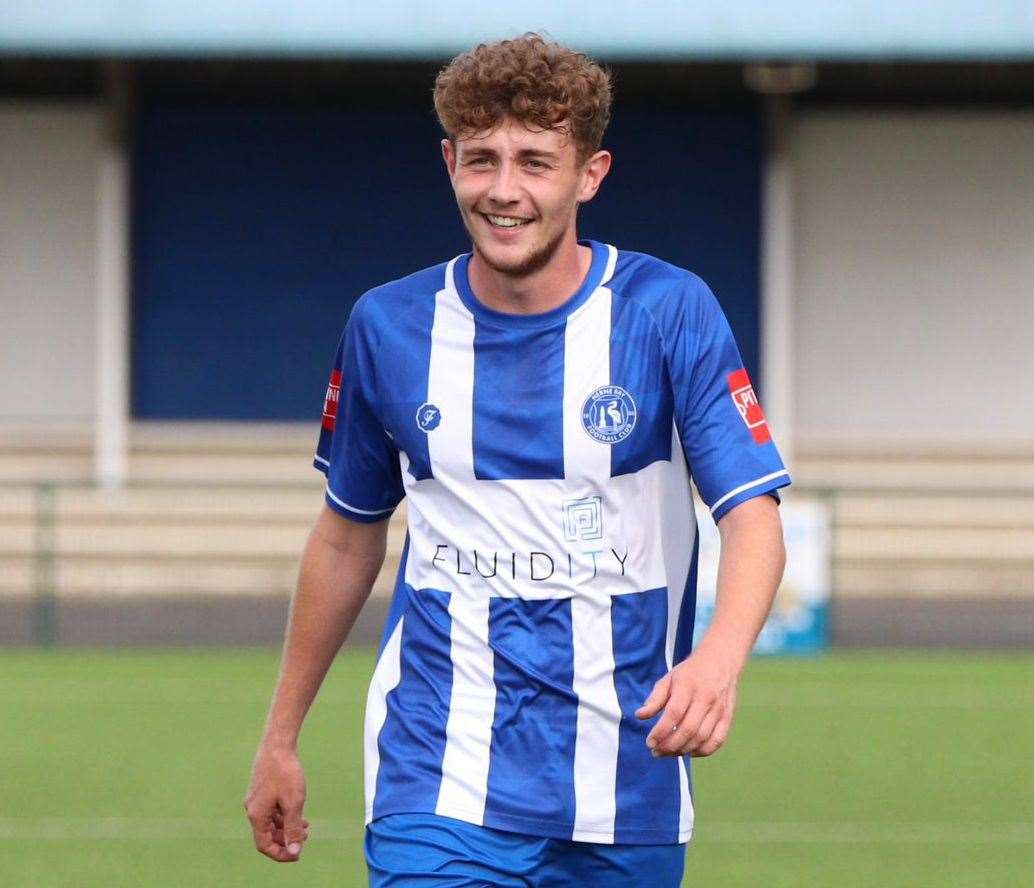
left=314, top=239, right=790, bottom=844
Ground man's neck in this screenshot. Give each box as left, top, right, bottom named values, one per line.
left=468, top=234, right=592, bottom=316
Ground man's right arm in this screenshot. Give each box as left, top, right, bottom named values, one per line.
left=243, top=503, right=390, bottom=863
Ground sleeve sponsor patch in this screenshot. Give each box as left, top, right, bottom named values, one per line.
left=322, top=369, right=342, bottom=432
left=727, top=368, right=770, bottom=444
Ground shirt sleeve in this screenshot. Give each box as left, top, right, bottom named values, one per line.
left=668, top=275, right=791, bottom=523
left=313, top=300, right=405, bottom=523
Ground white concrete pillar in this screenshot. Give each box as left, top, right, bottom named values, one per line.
left=760, top=94, right=795, bottom=471
left=94, top=62, right=131, bottom=488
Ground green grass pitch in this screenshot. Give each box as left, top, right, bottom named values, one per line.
left=1, top=648, right=1032, bottom=887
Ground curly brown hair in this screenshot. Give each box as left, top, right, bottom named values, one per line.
left=433, top=33, right=613, bottom=165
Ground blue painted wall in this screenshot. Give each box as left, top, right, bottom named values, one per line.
left=132, top=101, right=761, bottom=419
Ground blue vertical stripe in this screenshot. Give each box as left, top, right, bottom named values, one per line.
left=471, top=320, right=566, bottom=480
left=372, top=271, right=439, bottom=482
left=372, top=586, right=453, bottom=819
left=484, top=598, right=578, bottom=832
left=611, top=587, right=681, bottom=843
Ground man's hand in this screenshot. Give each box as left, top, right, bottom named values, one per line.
left=634, top=650, right=739, bottom=758
left=636, top=496, right=785, bottom=759
left=243, top=744, right=311, bottom=862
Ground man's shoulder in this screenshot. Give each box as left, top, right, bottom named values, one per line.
left=607, top=246, right=717, bottom=323
left=349, top=257, right=455, bottom=330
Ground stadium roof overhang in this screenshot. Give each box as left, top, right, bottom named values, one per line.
left=3, top=1, right=1034, bottom=60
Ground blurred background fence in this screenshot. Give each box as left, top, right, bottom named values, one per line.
left=3, top=431, right=1034, bottom=647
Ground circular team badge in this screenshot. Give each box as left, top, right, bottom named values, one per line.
left=415, top=402, right=441, bottom=432
left=581, top=386, right=637, bottom=444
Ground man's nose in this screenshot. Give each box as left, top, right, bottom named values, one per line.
left=487, top=162, right=520, bottom=204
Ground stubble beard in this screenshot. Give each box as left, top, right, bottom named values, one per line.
left=470, top=219, right=567, bottom=279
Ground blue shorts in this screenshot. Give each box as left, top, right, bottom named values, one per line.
left=365, top=813, right=686, bottom=887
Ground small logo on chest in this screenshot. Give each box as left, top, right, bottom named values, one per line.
left=581, top=385, right=637, bottom=444
left=416, top=402, right=442, bottom=432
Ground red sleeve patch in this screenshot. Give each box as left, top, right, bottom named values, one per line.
left=322, top=369, right=342, bottom=432
left=727, top=368, right=770, bottom=444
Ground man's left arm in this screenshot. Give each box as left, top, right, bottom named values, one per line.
left=635, top=493, right=786, bottom=757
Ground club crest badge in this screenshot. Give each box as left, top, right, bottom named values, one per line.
left=581, top=385, right=637, bottom=444
left=415, top=402, right=441, bottom=432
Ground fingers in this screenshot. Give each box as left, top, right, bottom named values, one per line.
left=690, top=683, right=737, bottom=757
left=281, top=799, right=308, bottom=859
left=635, top=673, right=672, bottom=720
left=246, top=802, right=291, bottom=862
left=271, top=811, right=311, bottom=847
left=645, top=688, right=692, bottom=752
left=652, top=692, right=714, bottom=756
left=644, top=677, right=734, bottom=756
left=245, top=798, right=309, bottom=863
left=683, top=706, right=721, bottom=756
left=690, top=711, right=731, bottom=757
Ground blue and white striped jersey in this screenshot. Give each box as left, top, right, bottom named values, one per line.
left=314, top=240, right=790, bottom=845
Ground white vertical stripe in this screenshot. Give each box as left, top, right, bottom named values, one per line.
left=427, top=260, right=496, bottom=822
left=427, top=260, right=476, bottom=482
left=563, top=282, right=622, bottom=841
left=363, top=616, right=405, bottom=823
left=761, top=96, right=795, bottom=469
left=662, top=424, right=695, bottom=669
left=570, top=594, right=622, bottom=842
left=662, top=423, right=697, bottom=838
left=563, top=286, right=613, bottom=483
left=600, top=243, right=619, bottom=285
left=676, top=757, right=694, bottom=841
left=434, top=590, right=495, bottom=822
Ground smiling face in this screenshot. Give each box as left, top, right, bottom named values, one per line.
left=442, top=117, right=610, bottom=278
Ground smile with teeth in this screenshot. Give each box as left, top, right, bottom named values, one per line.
left=484, top=213, right=532, bottom=229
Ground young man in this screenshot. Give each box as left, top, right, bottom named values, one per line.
left=245, top=34, right=789, bottom=887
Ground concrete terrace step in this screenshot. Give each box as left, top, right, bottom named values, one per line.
left=0, top=554, right=404, bottom=599
left=836, top=560, right=1034, bottom=597
left=833, top=493, right=1034, bottom=526
left=3, top=425, right=1034, bottom=600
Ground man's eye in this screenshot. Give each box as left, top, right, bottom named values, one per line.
left=525, top=160, right=547, bottom=169
left=467, top=157, right=491, bottom=166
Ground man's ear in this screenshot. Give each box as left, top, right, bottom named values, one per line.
left=577, top=149, right=612, bottom=203
left=441, top=138, right=457, bottom=178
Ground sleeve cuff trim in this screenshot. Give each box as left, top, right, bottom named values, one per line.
left=711, top=469, right=790, bottom=515
left=325, top=485, right=395, bottom=517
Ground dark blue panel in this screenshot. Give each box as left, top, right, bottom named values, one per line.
left=582, top=106, right=764, bottom=393
left=132, top=102, right=466, bottom=418
left=133, top=102, right=761, bottom=418
left=484, top=597, right=578, bottom=833
left=611, top=587, right=681, bottom=843
left=373, top=586, right=453, bottom=819
left=471, top=320, right=566, bottom=480
left=609, top=296, right=674, bottom=478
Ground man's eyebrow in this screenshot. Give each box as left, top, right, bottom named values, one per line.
left=460, top=147, right=560, bottom=160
